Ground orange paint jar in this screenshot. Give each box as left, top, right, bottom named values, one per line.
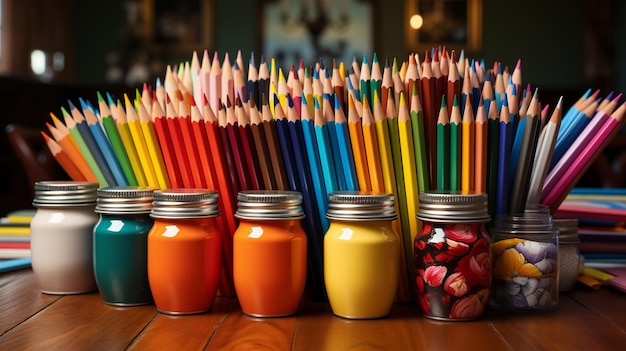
left=147, top=189, right=222, bottom=315
left=233, top=190, right=307, bottom=317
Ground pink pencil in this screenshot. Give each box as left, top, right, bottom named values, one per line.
left=541, top=102, right=626, bottom=212
left=540, top=94, right=621, bottom=197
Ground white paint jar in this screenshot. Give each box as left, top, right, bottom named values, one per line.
left=30, top=181, right=99, bottom=294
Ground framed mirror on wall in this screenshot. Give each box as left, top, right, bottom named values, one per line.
left=405, top=0, right=482, bottom=56
left=259, top=0, right=377, bottom=70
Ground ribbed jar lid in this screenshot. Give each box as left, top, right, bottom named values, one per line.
left=235, top=190, right=304, bottom=220
left=416, top=191, right=490, bottom=223
left=150, top=189, right=220, bottom=219
left=95, top=186, right=157, bottom=214
left=32, top=181, right=98, bottom=207
left=326, top=191, right=397, bottom=221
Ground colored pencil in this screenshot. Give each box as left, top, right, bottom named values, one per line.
left=314, top=96, right=340, bottom=195
left=218, top=101, right=244, bottom=198
left=66, top=101, right=117, bottom=186
left=421, top=50, right=437, bottom=188
left=46, top=116, right=97, bottom=182
left=164, top=93, right=195, bottom=188
left=300, top=96, right=329, bottom=232
left=261, top=95, right=289, bottom=190
left=436, top=96, right=450, bottom=191
left=235, top=96, right=261, bottom=190
left=111, top=97, right=147, bottom=186
left=461, top=94, right=475, bottom=193
left=449, top=95, right=462, bottom=191
left=122, top=94, right=159, bottom=188
left=247, top=96, right=275, bottom=190
left=97, top=92, right=137, bottom=186
left=474, top=97, right=487, bottom=194
left=361, top=96, right=385, bottom=192
left=347, top=93, right=371, bottom=191
left=526, top=97, right=562, bottom=206
left=542, top=102, right=626, bottom=213
left=179, top=92, right=208, bottom=189
left=333, top=94, right=358, bottom=190
left=79, top=98, right=128, bottom=186
left=409, top=85, right=429, bottom=192
left=495, top=96, right=512, bottom=215
left=61, top=105, right=109, bottom=187
left=149, top=93, right=183, bottom=188
left=135, top=95, right=170, bottom=189
left=486, top=99, right=500, bottom=216
left=41, top=131, right=86, bottom=181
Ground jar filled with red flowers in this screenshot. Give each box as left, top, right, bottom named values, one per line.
left=414, top=191, right=491, bottom=321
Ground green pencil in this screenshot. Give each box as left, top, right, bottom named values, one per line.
left=436, top=96, right=450, bottom=191
left=449, top=95, right=462, bottom=191
left=410, top=84, right=430, bottom=192
left=97, top=92, right=138, bottom=186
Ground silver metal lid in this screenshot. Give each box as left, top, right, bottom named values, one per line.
left=326, top=191, right=397, bottom=221
left=151, top=189, right=220, bottom=219
left=32, top=181, right=98, bottom=207
left=95, top=186, right=157, bottom=214
left=416, top=191, right=490, bottom=223
left=235, top=190, right=305, bottom=220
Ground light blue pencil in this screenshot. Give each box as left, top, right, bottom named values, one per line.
left=333, top=93, right=358, bottom=191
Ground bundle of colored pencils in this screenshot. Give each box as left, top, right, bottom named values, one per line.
left=40, top=47, right=625, bottom=301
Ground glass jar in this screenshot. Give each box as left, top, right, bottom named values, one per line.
left=553, top=218, right=581, bottom=293
left=414, top=191, right=492, bottom=321
left=324, top=191, right=400, bottom=319
left=148, top=189, right=222, bottom=315
left=233, top=190, right=307, bottom=317
left=490, top=212, right=559, bottom=312
left=30, top=181, right=99, bottom=294
left=93, top=186, right=155, bottom=306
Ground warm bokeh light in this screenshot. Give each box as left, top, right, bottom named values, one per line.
left=409, top=14, right=423, bottom=30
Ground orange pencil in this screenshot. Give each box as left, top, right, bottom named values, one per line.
left=46, top=118, right=97, bottom=182
left=474, top=98, right=488, bottom=193
left=41, top=131, right=86, bottom=181
left=347, top=93, right=371, bottom=191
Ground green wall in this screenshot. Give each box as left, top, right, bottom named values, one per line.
left=73, top=0, right=624, bottom=95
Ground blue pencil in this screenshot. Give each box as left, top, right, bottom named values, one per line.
left=314, top=97, right=340, bottom=196
left=300, top=97, right=329, bottom=232
left=79, top=98, right=128, bottom=186
left=508, top=114, right=526, bottom=180
left=333, top=94, right=358, bottom=191
left=274, top=95, right=325, bottom=300
left=322, top=94, right=347, bottom=190
left=64, top=101, right=117, bottom=186
left=496, top=96, right=513, bottom=215
left=550, top=94, right=599, bottom=169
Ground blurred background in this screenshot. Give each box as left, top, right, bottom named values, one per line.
left=0, top=0, right=625, bottom=213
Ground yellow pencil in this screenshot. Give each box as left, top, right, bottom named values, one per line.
left=123, top=94, right=159, bottom=188
left=135, top=96, right=170, bottom=189
left=112, top=98, right=147, bottom=186
left=397, top=92, right=421, bottom=247
left=461, top=94, right=475, bottom=193
left=374, top=89, right=411, bottom=303
left=361, top=96, right=385, bottom=193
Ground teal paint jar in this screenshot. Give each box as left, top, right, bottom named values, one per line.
left=93, top=186, right=156, bottom=306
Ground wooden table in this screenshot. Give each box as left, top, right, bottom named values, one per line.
left=1, top=268, right=625, bottom=350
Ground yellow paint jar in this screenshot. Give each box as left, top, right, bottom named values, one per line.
left=324, top=191, right=400, bottom=319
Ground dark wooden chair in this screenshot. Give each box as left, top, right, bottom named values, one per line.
left=5, top=123, right=66, bottom=199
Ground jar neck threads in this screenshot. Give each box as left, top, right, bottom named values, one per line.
left=151, top=189, right=220, bottom=219
left=326, top=191, right=397, bottom=221
left=96, top=186, right=156, bottom=214
left=235, top=190, right=304, bottom=220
